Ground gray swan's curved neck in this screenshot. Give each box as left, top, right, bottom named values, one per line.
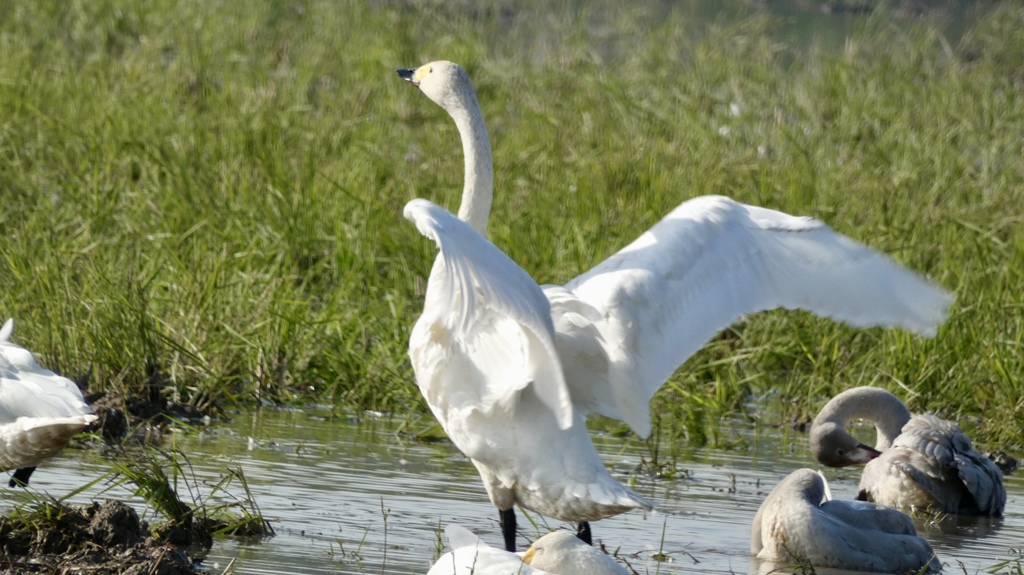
left=817, top=387, right=912, bottom=449
left=448, top=94, right=493, bottom=237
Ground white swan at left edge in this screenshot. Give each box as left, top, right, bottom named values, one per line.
left=399, top=61, right=954, bottom=551
left=1, top=318, right=97, bottom=487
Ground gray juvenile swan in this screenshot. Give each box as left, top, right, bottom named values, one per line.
left=1, top=318, right=97, bottom=487
left=752, top=468, right=941, bottom=573
left=810, top=386, right=1005, bottom=516
left=398, top=60, right=953, bottom=551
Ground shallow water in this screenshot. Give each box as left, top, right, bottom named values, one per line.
left=6, top=408, right=1022, bottom=575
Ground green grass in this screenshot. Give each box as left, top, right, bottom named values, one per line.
left=0, top=1, right=1021, bottom=446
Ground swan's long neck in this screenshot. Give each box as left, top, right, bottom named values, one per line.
left=818, top=387, right=912, bottom=450
left=446, top=92, right=493, bottom=237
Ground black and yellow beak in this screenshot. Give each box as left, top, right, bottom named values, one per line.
left=397, top=64, right=432, bottom=87
left=396, top=68, right=417, bottom=85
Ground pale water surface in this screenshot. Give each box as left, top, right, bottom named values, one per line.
left=4, top=408, right=1022, bottom=575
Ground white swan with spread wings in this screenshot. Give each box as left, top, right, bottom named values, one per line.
left=398, top=61, right=953, bottom=551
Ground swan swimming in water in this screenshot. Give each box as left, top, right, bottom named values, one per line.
left=0, top=318, right=97, bottom=487
left=398, top=61, right=954, bottom=550
left=522, top=530, right=629, bottom=575
left=428, top=524, right=547, bottom=575
left=428, top=524, right=629, bottom=575
left=752, top=468, right=941, bottom=573
left=810, top=386, right=1005, bottom=516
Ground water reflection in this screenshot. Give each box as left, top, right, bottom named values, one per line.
left=5, top=408, right=1020, bottom=575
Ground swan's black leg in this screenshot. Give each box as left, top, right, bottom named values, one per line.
left=9, top=466, right=35, bottom=488
left=500, top=508, right=517, bottom=552
left=576, top=521, right=592, bottom=545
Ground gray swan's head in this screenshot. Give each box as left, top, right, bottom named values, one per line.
left=809, top=420, right=882, bottom=467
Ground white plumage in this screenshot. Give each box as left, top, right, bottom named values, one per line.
left=399, top=60, right=953, bottom=550
left=406, top=199, right=651, bottom=540
left=428, top=524, right=546, bottom=575
left=428, top=524, right=628, bottom=575
left=522, top=530, right=629, bottom=575
left=752, top=468, right=940, bottom=572
left=0, top=318, right=97, bottom=487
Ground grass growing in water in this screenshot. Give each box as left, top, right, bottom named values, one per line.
left=0, top=2, right=1021, bottom=445
left=106, top=447, right=273, bottom=539
left=0, top=446, right=270, bottom=573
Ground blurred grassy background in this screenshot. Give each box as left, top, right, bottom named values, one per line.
left=0, top=1, right=1020, bottom=447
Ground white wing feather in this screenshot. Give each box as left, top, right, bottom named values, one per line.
left=554, top=196, right=952, bottom=437
left=405, top=199, right=573, bottom=433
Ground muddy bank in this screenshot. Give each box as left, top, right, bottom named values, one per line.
left=0, top=499, right=212, bottom=574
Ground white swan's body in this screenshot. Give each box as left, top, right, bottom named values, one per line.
left=406, top=198, right=652, bottom=532
left=0, top=318, right=97, bottom=487
left=428, top=524, right=549, bottom=575
left=810, top=386, right=1005, bottom=516
left=399, top=61, right=953, bottom=549
left=428, top=524, right=628, bottom=575
left=522, top=530, right=629, bottom=575
left=752, top=468, right=940, bottom=573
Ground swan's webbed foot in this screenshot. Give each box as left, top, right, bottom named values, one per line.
left=500, top=507, right=517, bottom=552
left=576, top=521, right=592, bottom=545
left=9, top=466, right=35, bottom=488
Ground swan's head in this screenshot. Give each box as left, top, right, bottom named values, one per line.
left=396, top=61, right=476, bottom=112
left=809, top=421, right=882, bottom=467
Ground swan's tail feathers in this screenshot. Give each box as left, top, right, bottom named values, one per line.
left=0, top=318, right=13, bottom=342
left=628, top=490, right=655, bottom=511
left=0, top=415, right=96, bottom=471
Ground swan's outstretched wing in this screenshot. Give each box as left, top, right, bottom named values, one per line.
left=405, top=199, right=573, bottom=438
left=555, top=196, right=953, bottom=436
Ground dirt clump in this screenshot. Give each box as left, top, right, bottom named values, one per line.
left=0, top=499, right=210, bottom=574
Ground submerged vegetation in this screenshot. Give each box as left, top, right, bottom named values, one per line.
left=0, top=1, right=1021, bottom=445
